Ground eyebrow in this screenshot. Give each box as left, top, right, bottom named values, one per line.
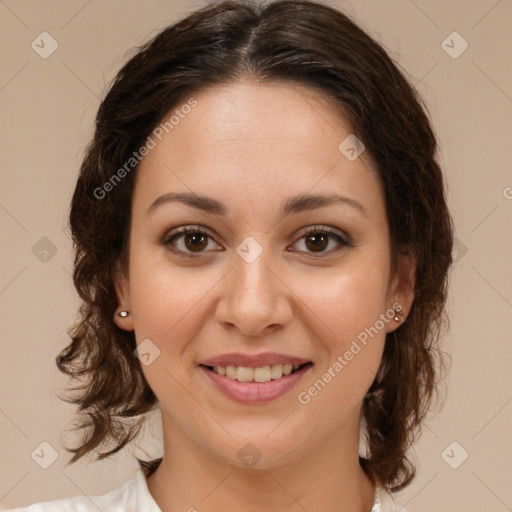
left=146, top=191, right=367, bottom=218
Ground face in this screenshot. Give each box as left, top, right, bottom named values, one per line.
left=114, top=81, right=415, bottom=470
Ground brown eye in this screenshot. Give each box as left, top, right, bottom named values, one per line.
left=304, top=232, right=330, bottom=252
left=291, top=226, right=350, bottom=256
left=183, top=232, right=208, bottom=252
left=162, top=226, right=221, bottom=256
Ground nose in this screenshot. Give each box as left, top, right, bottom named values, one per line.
left=215, top=242, right=293, bottom=337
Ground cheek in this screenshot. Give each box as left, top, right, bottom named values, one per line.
left=294, top=253, right=390, bottom=345
left=292, top=255, right=390, bottom=409
left=128, top=247, right=226, bottom=354
left=127, top=254, right=220, bottom=403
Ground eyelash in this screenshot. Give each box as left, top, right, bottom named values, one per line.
left=161, top=224, right=352, bottom=259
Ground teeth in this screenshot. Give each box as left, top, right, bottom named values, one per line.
left=270, top=364, right=282, bottom=379
left=236, top=366, right=254, bottom=382
left=253, top=366, right=271, bottom=382
left=212, top=363, right=303, bottom=382
left=226, top=366, right=237, bottom=379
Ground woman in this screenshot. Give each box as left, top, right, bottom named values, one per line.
left=7, top=0, right=453, bottom=510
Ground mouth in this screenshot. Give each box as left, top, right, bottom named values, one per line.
left=200, top=362, right=313, bottom=383
left=198, top=362, right=313, bottom=404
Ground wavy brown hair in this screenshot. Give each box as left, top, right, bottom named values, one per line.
left=57, top=0, right=453, bottom=493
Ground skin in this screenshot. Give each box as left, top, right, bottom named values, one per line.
left=114, top=80, right=416, bottom=512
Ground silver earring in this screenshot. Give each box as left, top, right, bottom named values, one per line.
left=393, top=305, right=403, bottom=322
left=119, top=311, right=129, bottom=317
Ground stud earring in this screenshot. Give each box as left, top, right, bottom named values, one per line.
left=119, top=311, right=129, bottom=318
left=393, top=305, right=403, bottom=322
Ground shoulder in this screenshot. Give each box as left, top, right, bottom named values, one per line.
left=2, top=469, right=160, bottom=512
left=374, top=485, right=407, bottom=512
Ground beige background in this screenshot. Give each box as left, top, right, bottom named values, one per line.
left=1, top=0, right=511, bottom=510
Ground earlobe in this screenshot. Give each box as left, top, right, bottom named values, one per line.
left=113, top=262, right=134, bottom=331
left=386, top=248, right=417, bottom=332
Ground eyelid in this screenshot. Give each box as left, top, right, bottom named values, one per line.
left=288, top=224, right=352, bottom=257
left=298, top=224, right=352, bottom=245
left=161, top=224, right=223, bottom=257
left=161, top=224, right=218, bottom=244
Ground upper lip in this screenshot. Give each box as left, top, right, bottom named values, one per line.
left=200, top=352, right=312, bottom=368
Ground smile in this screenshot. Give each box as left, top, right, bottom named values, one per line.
left=207, top=363, right=308, bottom=382
left=199, top=363, right=313, bottom=404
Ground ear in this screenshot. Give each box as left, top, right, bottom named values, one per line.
left=385, top=247, right=416, bottom=333
left=113, top=260, right=134, bottom=331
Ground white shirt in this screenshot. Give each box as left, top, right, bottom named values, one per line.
left=3, top=469, right=405, bottom=511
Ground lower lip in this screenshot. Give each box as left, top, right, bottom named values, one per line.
left=199, top=364, right=312, bottom=404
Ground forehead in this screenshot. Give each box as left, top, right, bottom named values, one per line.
left=150, top=81, right=355, bottom=162
left=134, top=80, right=383, bottom=219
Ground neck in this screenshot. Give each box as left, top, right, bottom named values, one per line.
left=146, top=409, right=376, bottom=512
